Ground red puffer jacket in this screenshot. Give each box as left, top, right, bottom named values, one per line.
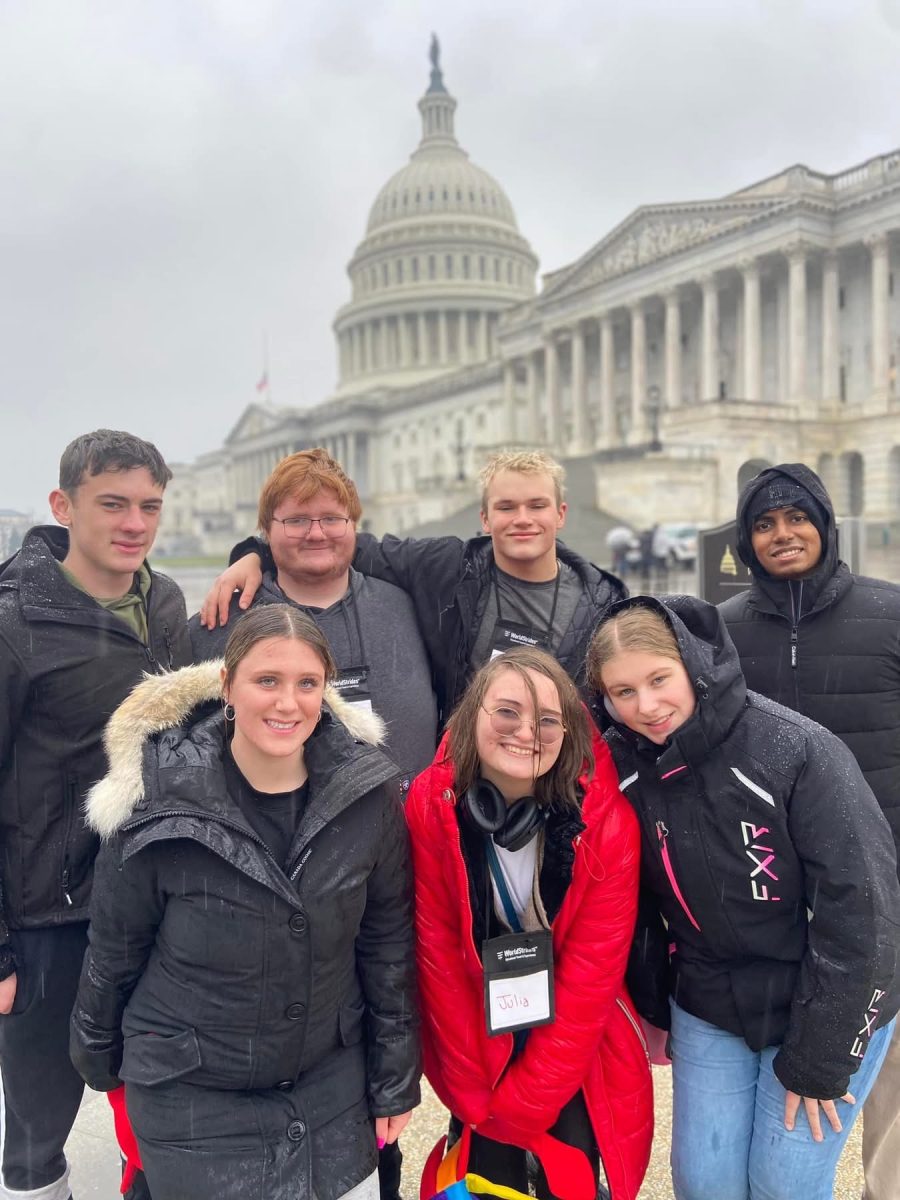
left=406, top=728, right=653, bottom=1200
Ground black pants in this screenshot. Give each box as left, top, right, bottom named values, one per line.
left=376, top=1141, right=402, bottom=1200
left=0, top=924, right=87, bottom=1199
left=451, top=1092, right=600, bottom=1200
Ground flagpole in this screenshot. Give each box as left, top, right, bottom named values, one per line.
left=262, top=332, right=272, bottom=407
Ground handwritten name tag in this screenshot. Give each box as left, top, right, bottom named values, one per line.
left=482, top=931, right=555, bottom=1036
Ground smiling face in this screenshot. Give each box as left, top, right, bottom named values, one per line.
left=750, top=506, right=823, bottom=580
left=475, top=667, right=564, bottom=800
left=49, top=467, right=164, bottom=597
left=267, top=486, right=357, bottom=592
left=600, top=650, right=696, bottom=745
left=222, top=637, right=326, bottom=782
left=480, top=470, right=566, bottom=581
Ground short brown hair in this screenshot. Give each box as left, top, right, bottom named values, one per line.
left=59, top=429, right=172, bottom=493
left=479, top=450, right=566, bottom=510
left=223, top=603, right=336, bottom=688
left=447, top=647, right=592, bottom=812
left=257, top=448, right=362, bottom=533
left=587, top=604, right=682, bottom=693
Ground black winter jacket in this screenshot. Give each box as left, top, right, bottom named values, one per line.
left=600, top=594, right=900, bottom=1100
left=231, top=533, right=625, bottom=728
left=353, top=533, right=625, bottom=726
left=719, top=463, right=900, bottom=875
left=70, top=662, right=420, bottom=1199
left=0, top=526, right=189, bottom=971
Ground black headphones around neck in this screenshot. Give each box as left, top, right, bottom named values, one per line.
left=461, top=777, right=546, bottom=852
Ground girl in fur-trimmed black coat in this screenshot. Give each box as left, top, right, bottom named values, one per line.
left=70, top=605, right=420, bottom=1200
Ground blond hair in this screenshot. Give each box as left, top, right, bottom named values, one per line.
left=479, top=450, right=566, bottom=510
left=587, top=605, right=682, bottom=693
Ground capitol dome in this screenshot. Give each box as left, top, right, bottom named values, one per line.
left=333, top=39, right=538, bottom=395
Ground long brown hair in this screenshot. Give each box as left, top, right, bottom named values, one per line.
left=447, top=647, right=592, bottom=811
left=587, top=605, right=682, bottom=693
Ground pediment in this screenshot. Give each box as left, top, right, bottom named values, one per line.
left=224, top=403, right=284, bottom=445
left=542, top=198, right=788, bottom=299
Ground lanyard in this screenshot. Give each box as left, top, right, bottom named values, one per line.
left=338, top=585, right=368, bottom=669
left=492, top=564, right=562, bottom=646
left=484, top=838, right=523, bottom=933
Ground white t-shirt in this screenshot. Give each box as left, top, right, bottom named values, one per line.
left=490, top=835, right=538, bottom=924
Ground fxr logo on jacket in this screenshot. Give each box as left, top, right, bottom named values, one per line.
left=852, top=989, right=886, bottom=1058
left=740, top=821, right=781, bottom=901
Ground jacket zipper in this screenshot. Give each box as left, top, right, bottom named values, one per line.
left=616, top=995, right=649, bottom=1060
left=656, top=820, right=701, bottom=932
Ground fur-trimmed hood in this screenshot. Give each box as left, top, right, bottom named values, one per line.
left=88, top=659, right=387, bottom=839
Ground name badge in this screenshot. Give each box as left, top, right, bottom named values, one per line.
left=332, top=666, right=373, bottom=714
left=489, top=620, right=550, bottom=662
left=482, top=930, right=555, bottom=1036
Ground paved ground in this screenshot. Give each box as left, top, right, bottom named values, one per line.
left=68, top=1067, right=864, bottom=1198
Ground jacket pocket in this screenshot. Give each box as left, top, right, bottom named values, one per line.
left=339, top=999, right=366, bottom=1047
left=120, top=1028, right=202, bottom=1087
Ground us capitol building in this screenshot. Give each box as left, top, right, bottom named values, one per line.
left=162, top=42, right=900, bottom=556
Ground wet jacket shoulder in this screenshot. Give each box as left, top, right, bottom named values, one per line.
left=354, top=531, right=625, bottom=723
left=602, top=593, right=900, bottom=1100
left=719, top=463, right=900, bottom=871
left=405, top=729, right=652, bottom=1200
left=0, top=527, right=189, bottom=954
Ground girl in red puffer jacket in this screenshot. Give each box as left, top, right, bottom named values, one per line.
left=406, top=646, right=653, bottom=1200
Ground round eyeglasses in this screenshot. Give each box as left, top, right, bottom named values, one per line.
left=272, top=516, right=351, bottom=539
left=480, top=704, right=566, bottom=745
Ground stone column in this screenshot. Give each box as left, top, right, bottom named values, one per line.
left=502, top=360, right=517, bottom=442
left=438, top=311, right=449, bottom=365
left=701, top=274, right=719, bottom=400
left=345, top=431, right=356, bottom=478
left=821, top=250, right=840, bottom=408
left=570, top=322, right=589, bottom=452
left=417, top=313, right=428, bottom=365
left=479, top=311, right=490, bottom=361
left=599, top=313, right=615, bottom=441
left=868, top=232, right=890, bottom=401
left=349, top=327, right=358, bottom=377
left=363, top=321, right=373, bottom=372
left=544, top=335, right=561, bottom=448
left=398, top=314, right=411, bottom=368
left=459, top=312, right=470, bottom=365
left=526, top=351, right=541, bottom=441
left=630, top=302, right=647, bottom=439
left=664, top=290, right=682, bottom=409
left=787, top=243, right=808, bottom=404
left=740, top=259, right=761, bottom=401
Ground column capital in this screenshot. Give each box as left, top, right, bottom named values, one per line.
left=737, top=255, right=759, bottom=276
left=663, top=286, right=683, bottom=305
left=628, top=298, right=648, bottom=316
left=698, top=271, right=719, bottom=293
left=865, top=230, right=889, bottom=253
left=783, top=237, right=811, bottom=262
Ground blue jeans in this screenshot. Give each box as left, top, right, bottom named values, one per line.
left=669, top=1000, right=895, bottom=1200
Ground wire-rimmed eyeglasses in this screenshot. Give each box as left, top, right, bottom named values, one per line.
left=272, top=516, right=352, bottom=539
left=480, top=704, right=566, bottom=745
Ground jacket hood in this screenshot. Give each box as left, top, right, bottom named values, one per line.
left=87, top=659, right=387, bottom=838
left=735, top=463, right=837, bottom=583
left=599, top=594, right=747, bottom=766
left=1, top=526, right=71, bottom=598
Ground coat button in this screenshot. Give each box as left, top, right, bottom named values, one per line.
left=441, top=788, right=454, bottom=802
left=287, top=1119, right=306, bottom=1141
left=286, top=1003, right=306, bottom=1021
left=289, top=913, right=307, bottom=934
left=276, top=1080, right=293, bottom=1091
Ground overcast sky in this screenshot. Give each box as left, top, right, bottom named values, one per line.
left=2, top=0, right=899, bottom=515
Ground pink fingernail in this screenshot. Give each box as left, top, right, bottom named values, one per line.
left=377, top=1137, right=386, bottom=1149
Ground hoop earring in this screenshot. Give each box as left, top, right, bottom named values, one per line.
left=223, top=702, right=236, bottom=721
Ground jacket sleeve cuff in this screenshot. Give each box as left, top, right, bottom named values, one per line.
left=0, top=944, right=16, bottom=982
left=772, top=1046, right=850, bottom=1102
